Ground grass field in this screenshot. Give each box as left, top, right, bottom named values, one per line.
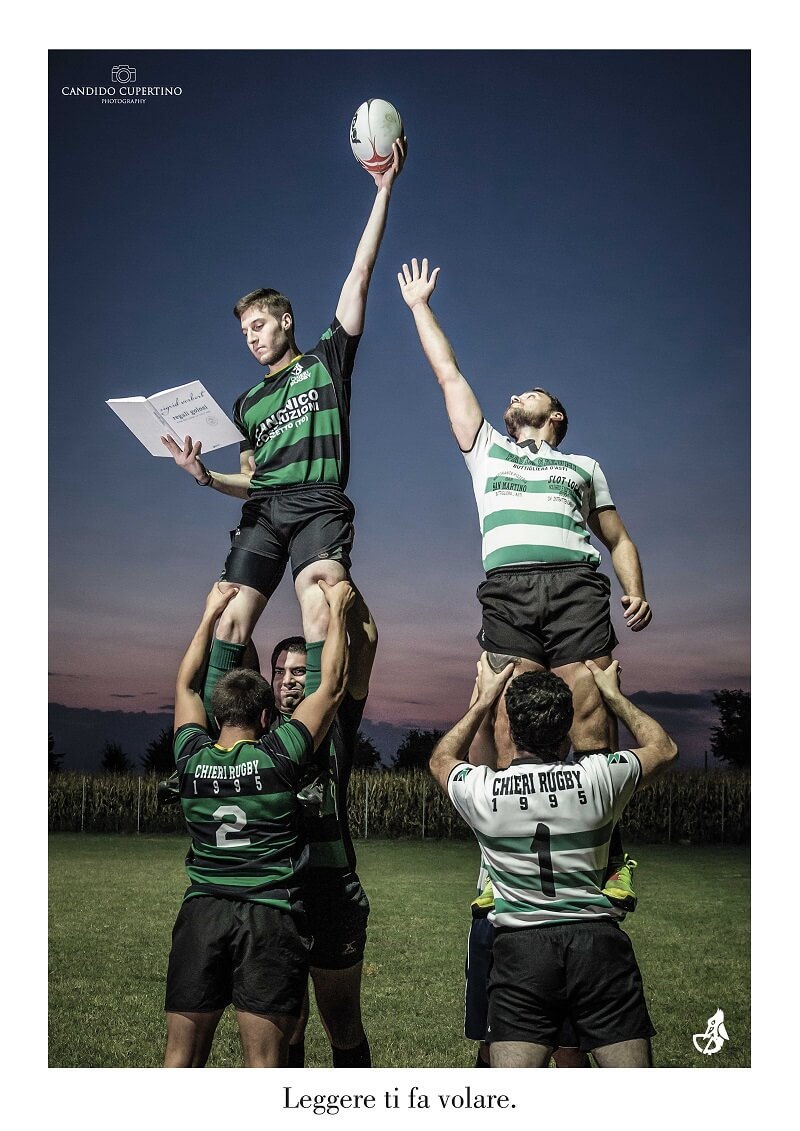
left=48, top=835, right=750, bottom=1068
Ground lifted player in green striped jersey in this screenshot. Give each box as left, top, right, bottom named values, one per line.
left=162, top=137, right=406, bottom=710
left=163, top=577, right=354, bottom=1069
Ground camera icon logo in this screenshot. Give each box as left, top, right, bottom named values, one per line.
left=111, top=65, right=136, bottom=84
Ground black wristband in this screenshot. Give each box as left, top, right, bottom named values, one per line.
left=194, top=462, right=213, bottom=487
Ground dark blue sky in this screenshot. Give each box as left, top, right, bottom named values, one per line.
left=48, top=50, right=749, bottom=763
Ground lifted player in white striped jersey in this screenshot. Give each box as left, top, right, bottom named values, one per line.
left=397, top=258, right=651, bottom=760
left=430, top=653, right=677, bottom=1067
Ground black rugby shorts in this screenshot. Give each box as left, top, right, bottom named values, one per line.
left=487, top=919, right=655, bottom=1051
left=165, top=895, right=311, bottom=1016
left=477, top=563, right=618, bottom=667
left=221, top=484, right=355, bottom=598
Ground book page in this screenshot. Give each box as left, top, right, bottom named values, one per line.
left=147, top=381, right=243, bottom=452
left=106, top=397, right=183, bottom=457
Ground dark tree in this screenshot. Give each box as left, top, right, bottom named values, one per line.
left=141, top=726, right=176, bottom=774
left=48, top=732, right=66, bottom=774
left=709, top=690, right=750, bottom=768
left=392, top=728, right=445, bottom=772
left=100, top=741, right=132, bottom=775
left=352, top=731, right=381, bottom=771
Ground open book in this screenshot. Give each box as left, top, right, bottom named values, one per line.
left=106, top=381, right=243, bottom=457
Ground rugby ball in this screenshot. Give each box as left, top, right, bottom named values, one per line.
left=350, top=99, right=403, bottom=175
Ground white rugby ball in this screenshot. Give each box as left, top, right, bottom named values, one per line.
left=350, top=99, right=403, bottom=175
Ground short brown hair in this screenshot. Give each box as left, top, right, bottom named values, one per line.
left=233, top=287, right=294, bottom=324
left=211, top=669, right=274, bottom=729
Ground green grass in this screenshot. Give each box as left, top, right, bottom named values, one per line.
left=48, top=835, right=749, bottom=1068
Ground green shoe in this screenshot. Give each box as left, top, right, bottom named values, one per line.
left=602, top=853, right=638, bottom=912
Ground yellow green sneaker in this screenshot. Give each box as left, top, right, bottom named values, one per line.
left=602, top=853, right=638, bottom=912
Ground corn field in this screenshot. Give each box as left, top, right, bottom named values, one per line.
left=48, top=768, right=749, bottom=843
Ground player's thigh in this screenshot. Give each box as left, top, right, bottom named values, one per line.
left=220, top=500, right=289, bottom=622
left=490, top=1041, right=552, bottom=1067
left=552, top=656, right=614, bottom=748
left=236, top=1009, right=297, bottom=1067
left=592, top=1038, right=652, bottom=1067
left=164, top=1009, right=224, bottom=1067
left=288, top=486, right=356, bottom=581
left=215, top=582, right=270, bottom=644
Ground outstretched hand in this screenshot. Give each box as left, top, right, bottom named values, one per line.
left=398, top=257, right=440, bottom=310
left=161, top=434, right=205, bottom=479
left=371, top=136, right=407, bottom=190
left=620, top=595, right=652, bottom=632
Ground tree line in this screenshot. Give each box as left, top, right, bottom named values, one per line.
left=48, top=689, right=750, bottom=775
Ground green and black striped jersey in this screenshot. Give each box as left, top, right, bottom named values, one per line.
left=233, top=320, right=360, bottom=492
left=303, top=692, right=366, bottom=877
left=273, top=693, right=366, bottom=879
left=173, top=718, right=314, bottom=910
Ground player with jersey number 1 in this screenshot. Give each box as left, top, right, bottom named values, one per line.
left=430, top=654, right=677, bottom=1067
left=161, top=109, right=406, bottom=712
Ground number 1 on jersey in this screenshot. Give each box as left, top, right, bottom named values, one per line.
left=530, top=822, right=555, bottom=898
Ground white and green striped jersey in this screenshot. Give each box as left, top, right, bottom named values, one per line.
left=462, top=421, right=614, bottom=573
left=448, top=751, right=641, bottom=928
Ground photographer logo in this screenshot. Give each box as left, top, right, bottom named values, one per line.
left=111, top=65, right=136, bottom=84
left=61, top=63, right=182, bottom=105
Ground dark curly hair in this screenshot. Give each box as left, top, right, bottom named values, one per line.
left=504, top=671, right=574, bottom=756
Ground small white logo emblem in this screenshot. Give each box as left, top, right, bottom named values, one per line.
left=693, top=1008, right=729, bottom=1056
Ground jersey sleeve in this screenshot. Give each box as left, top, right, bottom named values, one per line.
left=231, top=392, right=250, bottom=444
left=461, top=418, right=494, bottom=470
left=317, top=319, right=361, bottom=388
left=173, top=723, right=213, bottom=779
left=268, top=719, right=314, bottom=775
left=580, top=750, right=642, bottom=822
left=588, top=461, right=614, bottom=513
left=446, top=761, right=493, bottom=832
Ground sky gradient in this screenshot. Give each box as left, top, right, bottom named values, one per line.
left=48, top=49, right=750, bottom=764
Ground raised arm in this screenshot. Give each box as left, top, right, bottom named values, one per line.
left=292, top=579, right=355, bottom=749
left=585, top=660, right=677, bottom=785
left=335, top=137, right=406, bottom=336
left=174, top=584, right=239, bottom=731
left=398, top=258, right=483, bottom=451
left=160, top=435, right=254, bottom=500
left=588, top=508, right=652, bottom=632
left=429, top=654, right=514, bottom=793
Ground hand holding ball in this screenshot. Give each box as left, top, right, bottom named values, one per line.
left=350, top=99, right=404, bottom=176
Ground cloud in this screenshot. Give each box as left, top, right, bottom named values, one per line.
left=48, top=672, right=84, bottom=679
left=630, top=690, right=711, bottom=711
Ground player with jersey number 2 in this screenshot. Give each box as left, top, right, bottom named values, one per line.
left=161, top=135, right=406, bottom=715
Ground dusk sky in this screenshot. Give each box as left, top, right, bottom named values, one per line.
left=48, top=49, right=750, bottom=765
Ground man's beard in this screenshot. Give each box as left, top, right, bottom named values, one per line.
left=503, top=403, right=550, bottom=439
